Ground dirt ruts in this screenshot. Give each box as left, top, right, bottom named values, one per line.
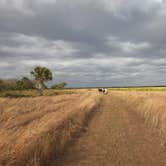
left=55, top=94, right=166, bottom=166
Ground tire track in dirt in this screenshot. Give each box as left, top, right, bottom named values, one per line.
left=55, top=94, right=166, bottom=166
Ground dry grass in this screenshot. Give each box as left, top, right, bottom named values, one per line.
left=113, top=91, right=166, bottom=140
left=109, top=87, right=166, bottom=91
left=0, top=89, right=75, bottom=98
left=0, top=90, right=101, bottom=166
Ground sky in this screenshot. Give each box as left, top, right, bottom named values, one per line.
left=0, top=0, right=166, bottom=87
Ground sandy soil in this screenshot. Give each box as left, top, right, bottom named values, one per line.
left=55, top=94, right=166, bottom=166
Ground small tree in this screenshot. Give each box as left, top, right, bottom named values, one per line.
left=30, top=66, right=53, bottom=95
left=51, top=82, right=67, bottom=89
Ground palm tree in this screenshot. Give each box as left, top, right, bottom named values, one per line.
left=30, top=66, right=53, bottom=95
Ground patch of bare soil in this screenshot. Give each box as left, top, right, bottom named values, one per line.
left=55, top=94, right=166, bottom=166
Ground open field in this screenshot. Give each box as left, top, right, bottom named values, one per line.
left=56, top=91, right=166, bottom=166
left=114, top=91, right=166, bottom=137
left=1, top=87, right=166, bottom=98
left=109, top=87, right=166, bottom=91
left=0, top=89, right=166, bottom=166
left=0, top=90, right=101, bottom=165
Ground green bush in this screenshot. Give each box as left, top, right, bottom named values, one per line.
left=16, top=77, right=34, bottom=90
left=0, top=78, right=34, bottom=91
left=51, top=82, right=67, bottom=89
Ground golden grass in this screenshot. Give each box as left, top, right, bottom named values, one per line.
left=0, top=89, right=75, bottom=98
left=112, top=91, right=166, bottom=140
left=0, top=90, right=102, bottom=165
left=109, top=87, right=166, bottom=91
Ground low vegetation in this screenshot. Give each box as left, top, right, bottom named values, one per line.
left=0, top=89, right=74, bottom=98
left=113, top=91, right=166, bottom=144
left=109, top=87, right=166, bottom=91
left=0, top=66, right=68, bottom=96
left=51, top=82, right=67, bottom=89
left=0, top=90, right=101, bottom=165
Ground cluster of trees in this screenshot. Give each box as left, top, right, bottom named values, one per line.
left=16, top=77, right=35, bottom=90
left=0, top=66, right=67, bottom=95
left=0, top=77, right=34, bottom=91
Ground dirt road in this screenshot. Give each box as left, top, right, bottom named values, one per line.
left=55, top=94, right=166, bottom=166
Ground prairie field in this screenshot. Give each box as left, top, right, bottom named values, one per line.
left=0, top=89, right=166, bottom=166
left=0, top=90, right=101, bottom=165
left=56, top=90, right=166, bottom=166
left=112, top=91, right=166, bottom=137
left=109, top=87, right=166, bottom=91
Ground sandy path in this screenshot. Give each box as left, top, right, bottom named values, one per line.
left=55, top=94, right=166, bottom=166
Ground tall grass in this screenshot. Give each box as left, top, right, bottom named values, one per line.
left=0, top=89, right=75, bottom=98
left=113, top=91, right=166, bottom=145
left=0, top=90, right=102, bottom=165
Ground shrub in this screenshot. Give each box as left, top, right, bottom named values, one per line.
left=51, top=82, right=67, bottom=89
left=16, top=77, right=34, bottom=90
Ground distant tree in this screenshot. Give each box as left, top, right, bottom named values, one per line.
left=51, top=82, right=67, bottom=89
left=30, top=66, right=53, bottom=95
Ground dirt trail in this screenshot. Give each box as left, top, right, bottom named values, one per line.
left=55, top=94, right=166, bottom=166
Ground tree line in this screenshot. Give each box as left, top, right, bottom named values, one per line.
left=0, top=66, right=67, bottom=95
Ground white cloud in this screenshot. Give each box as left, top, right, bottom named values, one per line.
left=0, top=0, right=57, bottom=16
left=0, top=62, right=10, bottom=67
left=37, top=0, right=57, bottom=4
left=0, top=33, right=77, bottom=57
left=100, top=0, right=163, bottom=18
left=0, top=0, right=34, bottom=15
left=107, top=36, right=150, bottom=53
left=120, top=42, right=150, bottom=53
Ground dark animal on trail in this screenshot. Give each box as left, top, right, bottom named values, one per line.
left=98, top=88, right=103, bottom=92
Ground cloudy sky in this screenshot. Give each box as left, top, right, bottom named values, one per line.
left=0, top=0, right=166, bottom=87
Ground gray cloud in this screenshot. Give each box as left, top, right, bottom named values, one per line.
left=0, top=0, right=166, bottom=87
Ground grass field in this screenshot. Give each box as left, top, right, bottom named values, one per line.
left=0, top=90, right=102, bottom=165
left=109, top=87, right=166, bottom=91
left=56, top=92, right=166, bottom=166
left=1, top=87, right=166, bottom=98
left=113, top=91, right=166, bottom=133
left=0, top=89, right=166, bottom=165
left=0, top=89, right=76, bottom=98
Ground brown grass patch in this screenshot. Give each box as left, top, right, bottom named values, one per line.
left=0, top=89, right=75, bottom=98
left=0, top=90, right=102, bottom=165
left=112, top=91, right=166, bottom=144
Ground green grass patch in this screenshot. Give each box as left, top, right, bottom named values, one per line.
left=109, top=87, right=166, bottom=91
